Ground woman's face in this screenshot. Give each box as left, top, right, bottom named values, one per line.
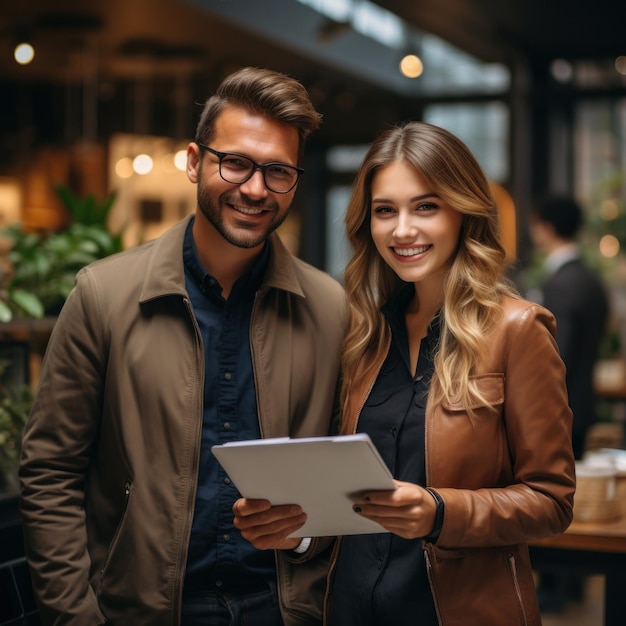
left=370, top=160, right=463, bottom=288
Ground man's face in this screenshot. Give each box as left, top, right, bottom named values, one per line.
left=528, top=214, right=552, bottom=253
left=190, top=106, right=301, bottom=250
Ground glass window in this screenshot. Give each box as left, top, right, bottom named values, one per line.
left=424, top=102, right=510, bottom=183
left=326, top=185, right=353, bottom=282
left=324, top=144, right=370, bottom=280
left=574, top=98, right=626, bottom=270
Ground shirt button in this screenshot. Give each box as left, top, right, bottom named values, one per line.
left=224, top=477, right=231, bottom=485
left=377, top=559, right=383, bottom=569
left=215, top=580, right=222, bottom=588
left=224, top=372, right=232, bottom=381
left=223, top=534, right=230, bottom=542
left=391, top=427, right=398, bottom=438
left=415, top=374, right=424, bottom=382
left=224, top=422, right=230, bottom=430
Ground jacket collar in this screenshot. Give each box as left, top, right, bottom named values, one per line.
left=139, top=214, right=306, bottom=303
left=262, top=230, right=306, bottom=298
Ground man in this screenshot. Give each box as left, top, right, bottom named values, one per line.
left=529, top=194, right=609, bottom=612
left=529, top=194, right=609, bottom=460
left=19, top=67, right=348, bottom=626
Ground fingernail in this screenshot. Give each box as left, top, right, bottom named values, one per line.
left=353, top=505, right=362, bottom=513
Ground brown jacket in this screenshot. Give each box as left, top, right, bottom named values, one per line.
left=327, top=295, right=575, bottom=625
left=19, top=216, right=348, bottom=626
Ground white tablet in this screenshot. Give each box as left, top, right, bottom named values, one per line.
left=212, top=433, right=396, bottom=537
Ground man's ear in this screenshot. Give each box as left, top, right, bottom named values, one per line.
left=187, top=143, right=201, bottom=183
left=542, top=221, right=558, bottom=239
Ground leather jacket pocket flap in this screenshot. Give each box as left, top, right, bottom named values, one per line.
left=442, top=373, right=504, bottom=411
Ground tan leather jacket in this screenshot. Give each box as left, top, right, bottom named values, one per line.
left=19, top=216, right=348, bottom=626
left=327, top=295, right=575, bottom=626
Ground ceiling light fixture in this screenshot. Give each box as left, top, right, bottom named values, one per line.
left=399, top=53, right=423, bottom=79
left=14, top=42, right=35, bottom=65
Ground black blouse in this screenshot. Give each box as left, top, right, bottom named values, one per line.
left=329, top=285, right=440, bottom=626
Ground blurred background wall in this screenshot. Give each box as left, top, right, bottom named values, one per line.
left=1, top=0, right=626, bottom=396
left=0, top=0, right=623, bottom=275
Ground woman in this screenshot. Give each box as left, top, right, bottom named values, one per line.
left=326, top=122, right=575, bottom=625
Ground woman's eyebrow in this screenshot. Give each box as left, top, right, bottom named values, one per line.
left=372, top=193, right=440, bottom=203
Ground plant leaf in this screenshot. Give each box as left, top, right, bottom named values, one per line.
left=0, top=300, right=12, bottom=323
left=11, top=290, right=45, bottom=318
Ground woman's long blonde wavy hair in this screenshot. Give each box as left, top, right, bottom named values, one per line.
left=341, top=121, right=518, bottom=420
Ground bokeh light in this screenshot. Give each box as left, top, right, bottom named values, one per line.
left=399, top=54, right=423, bottom=79
left=14, top=43, right=35, bottom=65
left=174, top=149, right=188, bottom=171
left=600, top=198, right=620, bottom=221
left=132, top=154, right=153, bottom=175
left=115, top=157, right=134, bottom=179
left=599, top=234, right=620, bottom=258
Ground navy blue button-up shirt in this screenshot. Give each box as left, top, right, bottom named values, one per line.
left=182, top=219, right=275, bottom=592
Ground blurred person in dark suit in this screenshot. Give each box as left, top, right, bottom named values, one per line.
left=529, top=194, right=610, bottom=612
left=529, top=194, right=609, bottom=460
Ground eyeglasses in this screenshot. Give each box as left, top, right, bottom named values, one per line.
left=196, top=143, right=303, bottom=194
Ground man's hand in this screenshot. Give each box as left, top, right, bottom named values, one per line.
left=232, top=498, right=307, bottom=550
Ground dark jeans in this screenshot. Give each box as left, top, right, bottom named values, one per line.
left=181, top=580, right=283, bottom=626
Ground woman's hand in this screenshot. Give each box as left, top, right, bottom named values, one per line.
left=352, top=480, right=438, bottom=540
left=232, top=498, right=307, bottom=550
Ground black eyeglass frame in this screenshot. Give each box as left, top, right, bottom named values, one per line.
left=196, top=143, right=304, bottom=194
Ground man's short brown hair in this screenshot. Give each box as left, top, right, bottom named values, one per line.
left=195, top=67, right=322, bottom=163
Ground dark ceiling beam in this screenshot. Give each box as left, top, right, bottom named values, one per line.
left=372, top=0, right=523, bottom=64
left=373, top=0, right=626, bottom=65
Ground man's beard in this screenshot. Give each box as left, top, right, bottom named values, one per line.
left=197, top=179, right=289, bottom=249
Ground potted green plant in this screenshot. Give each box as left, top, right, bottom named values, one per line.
left=0, top=187, right=124, bottom=495
left=0, top=187, right=123, bottom=322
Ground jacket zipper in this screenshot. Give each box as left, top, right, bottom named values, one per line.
left=172, top=297, right=204, bottom=625
left=507, top=552, right=528, bottom=626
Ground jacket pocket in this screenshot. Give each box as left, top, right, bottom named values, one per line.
left=441, top=373, right=504, bottom=412
left=424, top=543, right=539, bottom=625
left=97, top=480, right=132, bottom=596
left=506, top=551, right=530, bottom=626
